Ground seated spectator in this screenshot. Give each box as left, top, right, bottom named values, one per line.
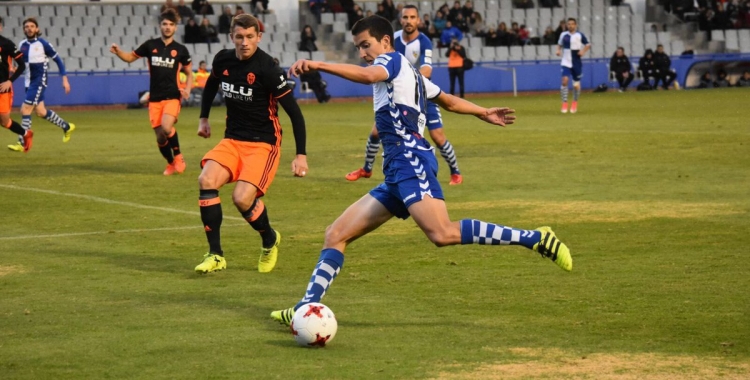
left=514, top=0, right=535, bottom=9
left=184, top=17, right=201, bottom=43
left=376, top=4, right=390, bottom=19
left=715, top=69, right=731, bottom=87
left=469, top=12, right=486, bottom=37
left=448, top=1, right=462, bottom=23
left=498, top=22, right=512, bottom=46
left=638, top=49, right=658, bottom=88
left=235, top=6, right=245, bottom=16
left=485, top=27, right=500, bottom=46
left=540, top=0, right=561, bottom=7
left=462, top=1, right=475, bottom=20
left=218, top=6, right=232, bottom=34
left=542, top=26, right=556, bottom=45
left=192, top=0, right=214, bottom=15
left=300, top=25, right=318, bottom=52
left=454, top=13, right=470, bottom=34
left=349, top=5, right=365, bottom=29
left=554, top=19, right=565, bottom=41
left=610, top=47, right=634, bottom=91
left=365, top=10, right=373, bottom=17
left=427, top=25, right=440, bottom=40
left=199, top=17, right=219, bottom=43
left=420, top=13, right=431, bottom=32
left=440, top=21, right=464, bottom=48
left=176, top=0, right=194, bottom=22
left=300, top=69, right=331, bottom=103
left=433, top=11, right=447, bottom=33
left=653, top=44, right=678, bottom=89
left=518, top=24, right=530, bottom=45
left=251, top=0, right=270, bottom=15
left=736, top=70, right=750, bottom=87
left=162, top=0, right=177, bottom=14
left=509, top=22, right=522, bottom=46
left=698, top=71, right=714, bottom=88
left=381, top=0, right=397, bottom=21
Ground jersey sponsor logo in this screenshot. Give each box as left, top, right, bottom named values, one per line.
left=246, top=72, right=256, bottom=85
left=276, top=75, right=285, bottom=89
left=170, top=50, right=177, bottom=58
left=151, top=56, right=176, bottom=68
left=425, top=50, right=432, bottom=58
left=221, top=81, right=253, bottom=101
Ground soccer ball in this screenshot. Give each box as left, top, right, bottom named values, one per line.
left=290, top=303, right=338, bottom=347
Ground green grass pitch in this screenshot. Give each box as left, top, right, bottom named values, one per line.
left=1, top=89, right=749, bottom=379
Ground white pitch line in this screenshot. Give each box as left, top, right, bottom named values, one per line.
left=0, top=224, right=247, bottom=241
left=0, top=183, right=244, bottom=221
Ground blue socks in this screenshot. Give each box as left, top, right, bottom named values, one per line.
left=44, top=109, right=70, bottom=131
left=459, top=219, right=540, bottom=249
left=295, top=248, right=344, bottom=311
left=363, top=134, right=380, bottom=173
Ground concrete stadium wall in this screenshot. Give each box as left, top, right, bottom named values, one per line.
left=11, top=53, right=750, bottom=106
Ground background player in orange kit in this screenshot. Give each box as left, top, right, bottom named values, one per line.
left=110, top=9, right=193, bottom=175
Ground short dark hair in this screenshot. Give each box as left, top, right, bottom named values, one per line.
left=617, top=46, right=624, bottom=51
left=199, top=60, right=206, bottom=65
left=351, top=15, right=394, bottom=47
left=231, top=14, right=262, bottom=34
left=402, top=4, right=419, bottom=14
left=567, top=17, right=577, bottom=24
left=23, top=17, right=42, bottom=37
left=159, top=9, right=179, bottom=23
left=657, top=44, right=664, bottom=48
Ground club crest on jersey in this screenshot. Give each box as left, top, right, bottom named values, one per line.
left=170, top=50, right=177, bottom=57
left=247, top=73, right=256, bottom=85
left=221, top=81, right=253, bottom=101
left=412, top=51, right=418, bottom=59
left=151, top=56, right=175, bottom=68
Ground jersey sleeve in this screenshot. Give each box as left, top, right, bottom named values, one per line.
left=263, top=60, right=292, bottom=98
left=422, top=75, right=441, bottom=100
left=557, top=32, right=565, bottom=46
left=580, top=33, right=590, bottom=45
left=373, top=53, right=401, bottom=83
left=179, top=45, right=192, bottom=66
left=41, top=39, right=59, bottom=58
left=133, top=41, right=151, bottom=58
left=419, top=35, right=433, bottom=67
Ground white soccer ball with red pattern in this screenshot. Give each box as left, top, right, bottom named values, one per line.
left=290, top=303, right=338, bottom=347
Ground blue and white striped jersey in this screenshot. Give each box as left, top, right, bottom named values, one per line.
left=558, top=31, right=589, bottom=68
left=393, top=30, right=433, bottom=73
left=372, top=52, right=441, bottom=159
left=18, top=37, right=66, bottom=88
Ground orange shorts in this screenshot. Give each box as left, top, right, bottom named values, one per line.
left=0, top=91, right=13, bottom=114
left=202, top=139, right=281, bottom=196
left=148, top=99, right=181, bottom=128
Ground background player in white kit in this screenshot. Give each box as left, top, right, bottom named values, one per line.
left=556, top=18, right=590, bottom=114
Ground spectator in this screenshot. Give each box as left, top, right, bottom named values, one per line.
left=349, top=5, right=364, bottom=27
left=715, top=69, right=731, bottom=87
left=365, top=10, right=373, bottom=17
left=162, top=0, right=177, bottom=14
left=192, top=0, right=214, bottom=15
left=427, top=25, right=440, bottom=40
left=251, top=0, right=270, bottom=14
left=610, top=47, right=634, bottom=91
left=300, top=69, right=331, bottom=103
left=235, top=5, right=245, bottom=15
left=698, top=71, right=714, bottom=88
left=462, top=1, right=475, bottom=19
left=433, top=11, right=447, bottom=32
left=542, top=26, right=556, bottom=44
left=446, top=38, right=467, bottom=97
left=735, top=70, right=750, bottom=86
left=184, top=17, right=201, bottom=43
left=448, top=1, right=462, bottom=23
left=554, top=19, right=565, bottom=42
left=309, top=0, right=328, bottom=23
left=638, top=49, right=658, bottom=88
left=469, top=12, right=486, bottom=36
left=300, top=25, right=318, bottom=52
left=218, top=6, right=232, bottom=34
left=454, top=13, right=470, bottom=34
left=514, top=0, right=535, bottom=9
left=518, top=24, right=530, bottom=45
left=382, top=0, right=397, bottom=21
left=199, top=17, right=219, bottom=43
left=176, top=0, right=195, bottom=22
left=653, top=44, right=677, bottom=89
left=376, top=4, right=390, bottom=19
left=498, top=22, right=512, bottom=46
left=509, top=22, right=521, bottom=46
left=194, top=60, right=210, bottom=89
left=540, top=0, right=562, bottom=7
left=485, top=27, right=500, bottom=46
left=440, top=21, right=464, bottom=47
left=421, top=13, right=431, bottom=31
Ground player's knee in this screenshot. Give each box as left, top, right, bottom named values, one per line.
left=198, top=172, right=221, bottom=190
left=424, top=228, right=457, bottom=247
left=35, top=109, right=46, bottom=118
left=430, top=130, right=446, bottom=146
left=573, top=81, right=581, bottom=88
left=231, top=192, right=255, bottom=211
left=324, top=224, right=347, bottom=246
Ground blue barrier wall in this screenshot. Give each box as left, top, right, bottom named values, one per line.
left=12, top=53, right=750, bottom=106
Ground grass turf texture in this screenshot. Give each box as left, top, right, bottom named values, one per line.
left=1, top=89, right=748, bottom=379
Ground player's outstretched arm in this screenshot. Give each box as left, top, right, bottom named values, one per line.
left=288, top=59, right=387, bottom=85
left=110, top=44, right=138, bottom=63
left=431, top=92, right=516, bottom=127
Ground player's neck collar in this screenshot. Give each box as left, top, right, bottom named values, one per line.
left=161, top=37, right=174, bottom=45
left=401, top=31, right=418, bottom=43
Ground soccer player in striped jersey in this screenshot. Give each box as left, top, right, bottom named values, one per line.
left=346, top=5, right=464, bottom=185
left=8, top=17, right=75, bottom=152
left=0, top=17, right=33, bottom=152
left=111, top=9, right=192, bottom=175
left=556, top=18, right=590, bottom=114
left=271, top=15, right=572, bottom=325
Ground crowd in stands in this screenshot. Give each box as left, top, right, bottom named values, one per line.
left=699, top=69, right=750, bottom=86
left=161, top=0, right=272, bottom=44
left=662, top=0, right=750, bottom=29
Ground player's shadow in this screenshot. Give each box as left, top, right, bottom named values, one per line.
left=45, top=246, right=194, bottom=275
left=67, top=162, right=155, bottom=175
